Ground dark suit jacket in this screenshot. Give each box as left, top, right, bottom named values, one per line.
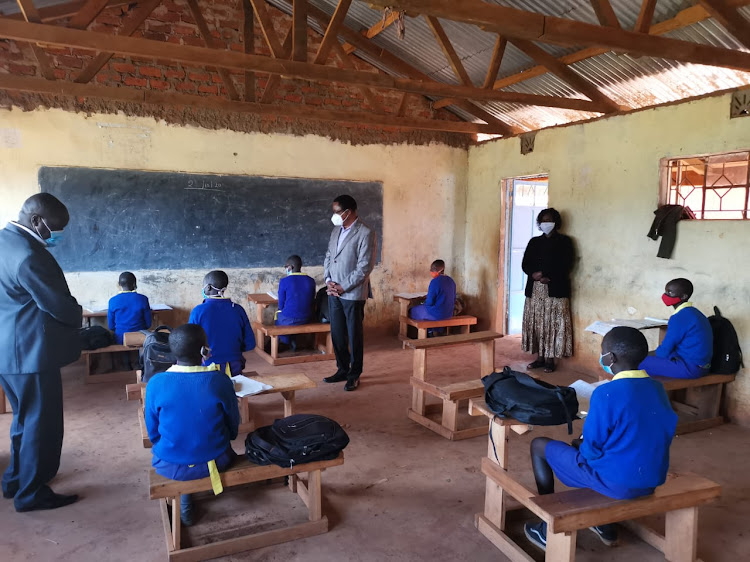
left=0, top=223, right=82, bottom=374
left=522, top=233, right=575, bottom=299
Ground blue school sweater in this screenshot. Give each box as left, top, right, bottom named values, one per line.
left=580, top=371, right=677, bottom=493
left=278, top=273, right=316, bottom=322
left=144, top=364, right=239, bottom=465
left=108, top=291, right=151, bottom=344
left=423, top=275, right=456, bottom=320
left=656, top=303, right=713, bottom=369
left=189, top=298, right=256, bottom=367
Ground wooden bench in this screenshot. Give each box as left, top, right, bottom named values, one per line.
left=480, top=460, right=720, bottom=562
left=252, top=322, right=334, bottom=366
left=149, top=452, right=344, bottom=561
left=128, top=371, right=317, bottom=445
left=399, top=315, right=478, bottom=345
left=404, top=331, right=502, bottom=440
left=600, top=372, right=736, bottom=434
left=81, top=332, right=144, bottom=384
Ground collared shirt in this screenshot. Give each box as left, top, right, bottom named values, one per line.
left=611, top=369, right=650, bottom=381
left=166, top=363, right=220, bottom=373
left=336, top=218, right=359, bottom=252
left=9, top=221, right=45, bottom=245
left=673, top=301, right=693, bottom=314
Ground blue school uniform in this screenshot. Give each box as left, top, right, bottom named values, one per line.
left=409, top=275, right=456, bottom=321
left=640, top=302, right=713, bottom=379
left=276, top=273, right=316, bottom=344
left=188, top=298, right=256, bottom=375
left=108, top=291, right=152, bottom=344
left=547, top=370, right=677, bottom=500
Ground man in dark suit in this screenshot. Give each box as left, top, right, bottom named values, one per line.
left=0, top=193, right=82, bottom=512
left=322, top=195, right=377, bottom=392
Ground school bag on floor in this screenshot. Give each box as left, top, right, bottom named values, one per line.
left=708, top=307, right=744, bottom=375
left=78, top=326, right=114, bottom=350
left=139, top=326, right=175, bottom=382
left=315, top=287, right=330, bottom=323
left=482, top=367, right=579, bottom=434
left=245, top=414, right=349, bottom=468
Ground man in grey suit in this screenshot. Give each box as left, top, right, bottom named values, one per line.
left=0, top=193, right=82, bottom=511
left=322, top=195, right=377, bottom=391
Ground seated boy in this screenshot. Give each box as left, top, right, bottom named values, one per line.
left=107, top=271, right=151, bottom=344
left=189, top=270, right=255, bottom=376
left=640, top=278, right=712, bottom=379
left=409, top=259, right=456, bottom=336
left=144, top=324, right=239, bottom=526
left=524, top=327, right=677, bottom=551
left=275, top=255, right=316, bottom=350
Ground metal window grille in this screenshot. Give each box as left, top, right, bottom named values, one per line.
left=666, top=151, right=750, bottom=220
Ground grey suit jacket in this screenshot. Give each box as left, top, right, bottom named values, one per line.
left=323, top=220, right=377, bottom=301
left=0, top=223, right=82, bottom=374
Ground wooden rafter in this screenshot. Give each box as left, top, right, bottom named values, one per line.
left=260, top=29, right=292, bottom=104
left=74, top=0, right=161, bottom=84
left=396, top=92, right=409, bottom=117
left=0, top=19, right=612, bottom=112
left=589, top=0, right=621, bottom=29
left=366, top=0, right=750, bottom=72
left=511, top=38, right=623, bottom=113
left=425, top=16, right=473, bottom=86
left=0, top=74, right=505, bottom=135
left=699, top=0, right=750, bottom=49
left=483, top=35, right=506, bottom=89
left=15, top=0, right=55, bottom=80
left=249, top=0, right=291, bottom=104
left=185, top=0, right=239, bottom=101
left=313, top=0, right=351, bottom=65
left=342, top=10, right=400, bottom=54
left=634, top=0, right=658, bottom=33
left=66, top=0, right=111, bottom=30
left=3, top=0, right=130, bottom=22
left=292, top=0, right=307, bottom=62
left=242, top=0, right=255, bottom=101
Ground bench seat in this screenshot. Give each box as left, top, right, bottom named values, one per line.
left=81, top=338, right=142, bottom=384
left=150, top=453, right=344, bottom=561
left=399, top=314, right=477, bottom=343
left=251, top=322, right=334, bottom=366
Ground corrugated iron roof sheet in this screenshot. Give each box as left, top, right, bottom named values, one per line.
left=3, top=0, right=750, bottom=133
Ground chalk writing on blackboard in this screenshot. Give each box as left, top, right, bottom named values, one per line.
left=187, top=179, right=223, bottom=190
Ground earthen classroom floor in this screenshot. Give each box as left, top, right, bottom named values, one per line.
left=1, top=333, right=748, bottom=562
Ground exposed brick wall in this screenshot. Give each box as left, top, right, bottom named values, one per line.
left=0, top=1, right=468, bottom=146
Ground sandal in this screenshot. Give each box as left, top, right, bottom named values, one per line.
left=527, top=358, right=545, bottom=370
left=544, top=360, right=556, bottom=373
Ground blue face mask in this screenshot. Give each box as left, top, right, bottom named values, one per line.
left=39, top=218, right=64, bottom=247
left=286, top=269, right=293, bottom=276
left=599, top=352, right=614, bottom=375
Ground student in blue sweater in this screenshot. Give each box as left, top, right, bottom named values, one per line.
left=189, top=270, right=255, bottom=376
left=275, top=255, right=316, bottom=350
left=145, top=323, right=239, bottom=526
left=409, top=260, right=456, bottom=336
left=524, top=327, right=677, bottom=552
left=107, top=272, right=151, bottom=344
left=640, top=278, right=713, bottom=379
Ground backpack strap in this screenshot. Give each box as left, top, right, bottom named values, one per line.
left=489, top=415, right=502, bottom=464
left=554, top=389, right=574, bottom=435
left=714, top=306, right=722, bottom=317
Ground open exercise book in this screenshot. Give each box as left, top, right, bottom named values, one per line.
left=231, top=375, right=273, bottom=398
left=569, top=379, right=610, bottom=416
left=585, top=317, right=668, bottom=336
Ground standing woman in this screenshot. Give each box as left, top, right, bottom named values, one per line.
left=521, top=208, right=574, bottom=373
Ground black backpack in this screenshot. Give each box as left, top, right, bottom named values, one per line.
left=245, top=414, right=349, bottom=468
left=482, top=367, right=579, bottom=434
left=78, top=326, right=114, bottom=350
left=708, top=307, right=743, bottom=375
left=139, top=326, right=175, bottom=382
left=315, top=287, right=330, bottom=323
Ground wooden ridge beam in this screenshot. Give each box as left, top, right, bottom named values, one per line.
left=589, top=0, right=621, bottom=29
left=699, top=0, right=750, bottom=50
left=15, top=0, right=55, bottom=80
left=66, top=0, right=110, bottom=30
left=313, top=0, right=351, bottom=64
left=366, top=0, right=750, bottom=72
left=292, top=0, right=307, bottom=62
left=0, top=18, right=610, bottom=112
left=186, top=0, right=239, bottom=101
left=511, top=38, right=623, bottom=113
left=74, top=0, right=161, bottom=84
left=0, top=74, right=507, bottom=134
left=634, top=0, right=658, bottom=33
left=342, top=10, right=400, bottom=54
left=425, top=15, right=473, bottom=86
left=242, top=0, right=255, bottom=101
left=2, top=0, right=130, bottom=22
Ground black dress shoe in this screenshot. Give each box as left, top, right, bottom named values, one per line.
left=344, top=378, right=360, bottom=391
left=16, top=492, right=79, bottom=512
left=324, top=371, right=348, bottom=383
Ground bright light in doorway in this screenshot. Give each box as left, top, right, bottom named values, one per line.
left=476, top=133, right=503, bottom=143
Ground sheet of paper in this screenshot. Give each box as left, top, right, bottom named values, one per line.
left=231, top=375, right=273, bottom=398
left=611, top=318, right=667, bottom=330
left=266, top=291, right=278, bottom=300
left=585, top=320, right=618, bottom=336
left=84, top=306, right=108, bottom=314
left=569, top=379, right=609, bottom=413
left=150, top=303, right=173, bottom=311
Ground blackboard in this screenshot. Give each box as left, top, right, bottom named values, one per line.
left=39, top=167, right=383, bottom=272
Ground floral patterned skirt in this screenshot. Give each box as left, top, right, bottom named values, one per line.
left=521, top=281, right=573, bottom=359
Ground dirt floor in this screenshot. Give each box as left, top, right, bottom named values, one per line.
left=1, top=333, right=747, bottom=562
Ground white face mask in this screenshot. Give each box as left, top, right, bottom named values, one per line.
left=539, top=222, right=555, bottom=235
left=331, top=210, right=348, bottom=227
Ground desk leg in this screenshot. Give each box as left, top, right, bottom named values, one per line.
left=271, top=336, right=279, bottom=359
left=411, top=349, right=427, bottom=415
left=484, top=420, right=509, bottom=530
left=282, top=391, right=297, bottom=491
left=399, top=300, right=409, bottom=339
left=480, top=340, right=496, bottom=377
left=665, top=507, right=698, bottom=562
left=172, top=495, right=181, bottom=551
left=546, top=531, right=576, bottom=562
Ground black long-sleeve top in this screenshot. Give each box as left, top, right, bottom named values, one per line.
left=521, top=233, right=575, bottom=298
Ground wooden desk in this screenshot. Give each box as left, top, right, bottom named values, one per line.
left=248, top=293, right=278, bottom=347
left=82, top=305, right=173, bottom=328
left=393, top=292, right=427, bottom=339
